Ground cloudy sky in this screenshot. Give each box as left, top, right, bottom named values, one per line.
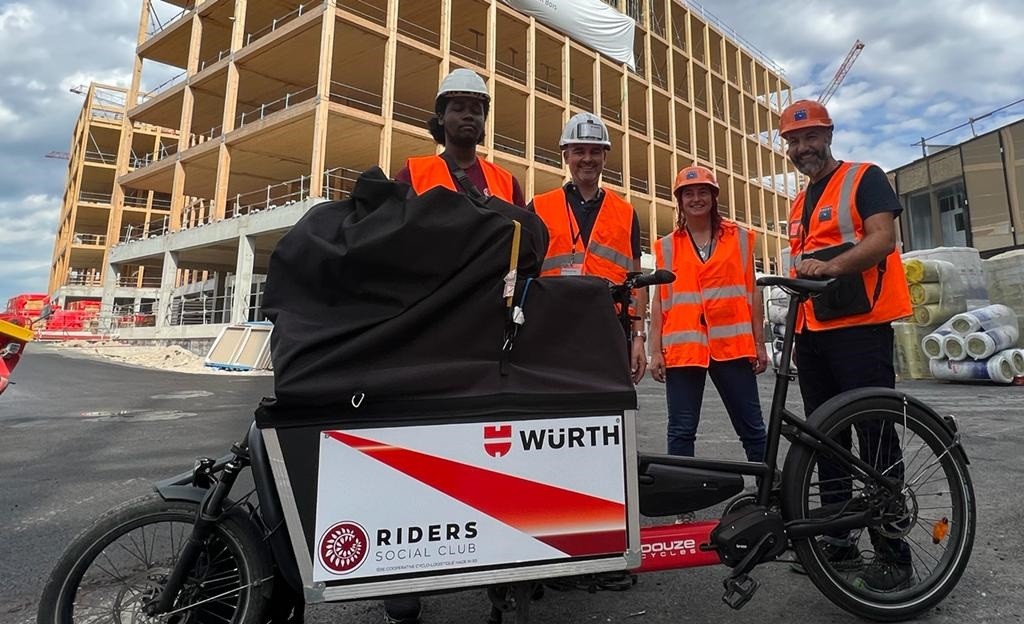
left=1, top=0, right=1023, bottom=303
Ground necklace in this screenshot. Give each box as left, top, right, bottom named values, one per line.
left=686, top=226, right=713, bottom=260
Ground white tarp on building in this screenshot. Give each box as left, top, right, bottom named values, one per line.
left=500, top=0, right=636, bottom=69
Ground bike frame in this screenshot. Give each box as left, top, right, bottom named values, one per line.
left=634, top=278, right=903, bottom=543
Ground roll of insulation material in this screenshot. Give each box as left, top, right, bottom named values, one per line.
left=964, top=326, right=1020, bottom=360
left=893, top=322, right=932, bottom=379
left=1010, top=349, right=1024, bottom=377
left=950, top=304, right=1017, bottom=334
left=943, top=334, right=967, bottom=361
left=914, top=302, right=962, bottom=327
left=904, top=258, right=940, bottom=284
left=929, top=358, right=991, bottom=382
left=921, top=330, right=953, bottom=359
left=987, top=351, right=1016, bottom=384
left=909, top=282, right=943, bottom=305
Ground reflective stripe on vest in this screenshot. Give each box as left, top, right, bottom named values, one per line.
left=788, top=161, right=913, bottom=330
left=654, top=223, right=756, bottom=367
left=406, top=155, right=515, bottom=203
left=534, top=188, right=635, bottom=281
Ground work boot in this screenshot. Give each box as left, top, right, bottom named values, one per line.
left=383, top=595, right=421, bottom=624
left=791, top=540, right=863, bottom=574
left=855, top=538, right=913, bottom=592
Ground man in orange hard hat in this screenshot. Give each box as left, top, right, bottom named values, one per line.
left=780, top=99, right=913, bottom=591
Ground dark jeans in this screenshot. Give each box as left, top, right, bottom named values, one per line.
left=796, top=323, right=910, bottom=562
left=665, top=358, right=766, bottom=462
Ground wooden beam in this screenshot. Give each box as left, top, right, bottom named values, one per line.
left=308, top=5, right=337, bottom=196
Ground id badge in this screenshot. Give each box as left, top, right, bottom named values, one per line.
left=560, top=264, right=583, bottom=276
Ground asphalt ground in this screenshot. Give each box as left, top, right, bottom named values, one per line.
left=2, top=344, right=1022, bottom=624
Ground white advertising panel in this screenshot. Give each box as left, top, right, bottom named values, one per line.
left=313, top=415, right=628, bottom=582
left=500, top=0, right=636, bottom=69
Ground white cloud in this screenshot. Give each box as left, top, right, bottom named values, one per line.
left=0, top=4, right=33, bottom=32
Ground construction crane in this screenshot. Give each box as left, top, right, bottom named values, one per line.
left=818, top=39, right=865, bottom=105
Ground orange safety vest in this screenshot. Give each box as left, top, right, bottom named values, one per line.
left=654, top=221, right=757, bottom=367
left=787, top=162, right=912, bottom=331
left=534, top=188, right=635, bottom=282
left=406, top=155, right=515, bottom=203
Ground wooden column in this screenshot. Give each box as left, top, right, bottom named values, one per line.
left=308, top=4, right=337, bottom=197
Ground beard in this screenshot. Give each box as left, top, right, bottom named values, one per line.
left=793, top=146, right=829, bottom=177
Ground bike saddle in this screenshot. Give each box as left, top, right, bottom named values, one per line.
left=756, top=276, right=835, bottom=296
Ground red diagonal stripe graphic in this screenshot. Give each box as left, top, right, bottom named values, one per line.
left=326, top=430, right=625, bottom=556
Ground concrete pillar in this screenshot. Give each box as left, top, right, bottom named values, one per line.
left=232, top=235, right=256, bottom=324
left=156, top=251, right=179, bottom=328
left=100, top=260, right=121, bottom=331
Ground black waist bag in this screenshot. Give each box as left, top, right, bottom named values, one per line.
left=804, top=242, right=877, bottom=320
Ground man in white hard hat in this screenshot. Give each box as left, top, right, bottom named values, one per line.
left=394, top=68, right=526, bottom=207
left=531, top=112, right=648, bottom=383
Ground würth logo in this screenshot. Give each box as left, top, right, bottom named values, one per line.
left=319, top=521, right=369, bottom=574
left=484, top=425, right=513, bottom=458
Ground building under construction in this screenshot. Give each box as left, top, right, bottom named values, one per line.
left=53, top=0, right=795, bottom=341
left=48, top=83, right=175, bottom=314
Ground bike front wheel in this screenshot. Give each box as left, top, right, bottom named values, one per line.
left=781, top=394, right=975, bottom=622
left=37, top=494, right=273, bottom=624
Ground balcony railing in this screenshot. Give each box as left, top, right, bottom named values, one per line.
left=536, top=77, right=562, bottom=99
left=534, top=146, right=561, bottom=168
left=139, top=71, right=187, bottom=102
left=600, top=104, right=622, bottom=124
left=84, top=149, right=118, bottom=166
left=392, top=99, right=433, bottom=127
left=653, top=127, right=670, bottom=144
left=65, top=271, right=103, bottom=287
left=79, top=191, right=113, bottom=204
left=246, top=2, right=318, bottom=46
left=146, top=4, right=188, bottom=37
left=198, top=48, right=230, bottom=72
left=117, top=274, right=162, bottom=288
left=397, top=15, right=440, bottom=46
left=654, top=183, right=672, bottom=200
left=603, top=168, right=623, bottom=186
left=630, top=176, right=650, bottom=194
left=123, top=195, right=150, bottom=209
left=495, top=60, right=526, bottom=84
left=73, top=233, right=107, bottom=246
left=339, top=0, right=386, bottom=26
left=130, top=142, right=179, bottom=169
left=323, top=167, right=362, bottom=201
left=494, top=133, right=526, bottom=158
left=236, top=85, right=317, bottom=129
left=628, top=117, right=647, bottom=134
left=450, top=40, right=485, bottom=67
left=89, top=109, right=124, bottom=124
left=329, top=81, right=383, bottom=115
left=569, top=92, right=593, bottom=110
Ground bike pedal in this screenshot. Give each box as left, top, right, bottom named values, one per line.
left=721, top=573, right=759, bottom=610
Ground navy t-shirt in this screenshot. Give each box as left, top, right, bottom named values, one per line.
left=802, top=162, right=902, bottom=222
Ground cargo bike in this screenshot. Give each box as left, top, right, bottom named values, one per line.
left=38, top=172, right=975, bottom=624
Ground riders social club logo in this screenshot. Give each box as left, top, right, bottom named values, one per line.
left=483, top=422, right=622, bottom=458
left=318, top=521, right=369, bottom=574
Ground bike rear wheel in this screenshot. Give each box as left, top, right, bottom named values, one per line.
left=37, top=494, right=273, bottom=624
left=781, top=395, right=975, bottom=621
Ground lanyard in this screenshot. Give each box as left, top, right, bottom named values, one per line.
left=564, top=199, right=583, bottom=263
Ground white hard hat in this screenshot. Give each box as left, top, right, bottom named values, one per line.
left=436, top=69, right=490, bottom=108
left=559, top=112, right=611, bottom=149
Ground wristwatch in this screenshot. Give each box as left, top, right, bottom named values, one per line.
left=632, top=330, right=647, bottom=341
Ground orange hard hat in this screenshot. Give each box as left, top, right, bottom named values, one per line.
left=779, top=99, right=833, bottom=136
left=673, top=165, right=719, bottom=197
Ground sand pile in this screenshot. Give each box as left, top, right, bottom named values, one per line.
left=56, top=341, right=269, bottom=375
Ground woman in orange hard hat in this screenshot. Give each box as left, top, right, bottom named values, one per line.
left=649, top=165, right=768, bottom=470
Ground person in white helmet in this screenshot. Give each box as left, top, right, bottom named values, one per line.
left=530, top=112, right=648, bottom=383
left=394, top=68, right=526, bottom=207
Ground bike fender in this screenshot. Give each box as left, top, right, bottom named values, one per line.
left=153, top=483, right=208, bottom=504
left=805, top=387, right=970, bottom=464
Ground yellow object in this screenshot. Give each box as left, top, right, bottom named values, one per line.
left=904, top=258, right=941, bottom=284
left=0, top=319, right=35, bottom=343
left=909, top=282, right=942, bottom=305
